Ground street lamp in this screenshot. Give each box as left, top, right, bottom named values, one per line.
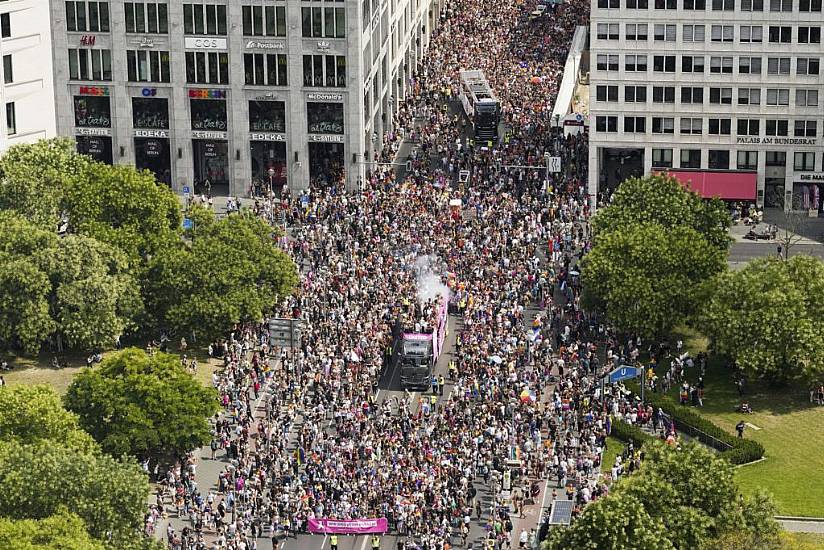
left=267, top=167, right=275, bottom=196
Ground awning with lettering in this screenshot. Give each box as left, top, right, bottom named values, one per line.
left=655, top=170, right=757, bottom=201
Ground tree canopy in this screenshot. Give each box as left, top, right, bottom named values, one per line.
left=64, top=348, right=219, bottom=461
left=581, top=223, right=726, bottom=339
left=544, top=442, right=780, bottom=550
left=0, top=510, right=105, bottom=550
left=593, top=174, right=732, bottom=251
left=701, top=256, right=824, bottom=385
left=146, top=209, right=298, bottom=340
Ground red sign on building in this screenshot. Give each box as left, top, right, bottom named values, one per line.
left=80, top=35, right=96, bottom=46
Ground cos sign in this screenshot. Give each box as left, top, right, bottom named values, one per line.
left=184, top=37, right=227, bottom=49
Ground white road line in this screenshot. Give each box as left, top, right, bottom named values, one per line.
left=359, top=535, right=370, bottom=550
left=322, top=534, right=328, bottom=548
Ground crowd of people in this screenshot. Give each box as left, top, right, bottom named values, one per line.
left=141, top=0, right=678, bottom=547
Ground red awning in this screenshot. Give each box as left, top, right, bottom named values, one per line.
left=656, top=170, right=757, bottom=201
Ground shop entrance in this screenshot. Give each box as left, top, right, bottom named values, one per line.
left=135, top=138, right=171, bottom=185
left=76, top=136, right=113, bottom=164
left=250, top=141, right=287, bottom=197
left=600, top=147, right=644, bottom=193
left=192, top=140, right=229, bottom=195
left=308, top=142, right=345, bottom=188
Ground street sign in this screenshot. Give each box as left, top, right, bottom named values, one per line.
left=547, top=156, right=561, bottom=173
left=182, top=218, right=193, bottom=230
left=458, top=170, right=470, bottom=183
left=608, top=365, right=640, bottom=384
left=268, top=317, right=302, bottom=349
left=182, top=185, right=191, bottom=196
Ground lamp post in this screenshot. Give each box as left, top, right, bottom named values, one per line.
left=267, top=166, right=275, bottom=196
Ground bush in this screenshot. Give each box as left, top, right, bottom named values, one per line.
left=610, top=418, right=656, bottom=448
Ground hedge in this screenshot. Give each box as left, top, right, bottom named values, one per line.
left=610, top=418, right=655, bottom=448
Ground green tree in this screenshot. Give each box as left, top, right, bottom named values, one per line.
left=701, top=256, right=824, bottom=384
left=0, top=385, right=96, bottom=453
left=145, top=210, right=298, bottom=340
left=581, top=223, right=726, bottom=339
left=64, top=348, right=219, bottom=461
left=0, top=510, right=105, bottom=550
left=593, top=174, right=732, bottom=251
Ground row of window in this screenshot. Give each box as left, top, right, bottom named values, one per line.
left=66, top=1, right=345, bottom=39
left=650, top=149, right=816, bottom=172
left=598, top=0, right=820, bottom=12
left=596, top=54, right=821, bottom=75
left=596, top=85, right=821, bottom=106
left=599, top=23, right=821, bottom=44
left=71, top=48, right=347, bottom=88
left=595, top=115, right=821, bottom=137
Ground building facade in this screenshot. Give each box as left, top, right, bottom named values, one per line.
left=589, top=0, right=824, bottom=212
left=49, top=0, right=444, bottom=196
left=0, top=0, right=57, bottom=150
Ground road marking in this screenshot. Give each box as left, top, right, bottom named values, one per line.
left=745, top=422, right=761, bottom=430
left=322, top=534, right=327, bottom=548
left=359, top=535, right=369, bottom=550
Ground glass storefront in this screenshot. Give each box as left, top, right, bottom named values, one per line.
left=306, top=102, right=344, bottom=134
left=133, top=97, right=169, bottom=130
left=250, top=141, right=287, bottom=196
left=190, top=98, right=228, bottom=132
left=192, top=140, right=229, bottom=189
left=76, top=136, right=113, bottom=164
left=134, top=138, right=171, bottom=185
left=308, top=142, right=345, bottom=187
left=249, top=100, right=285, bottom=133
left=133, top=97, right=171, bottom=184
left=74, top=96, right=112, bottom=129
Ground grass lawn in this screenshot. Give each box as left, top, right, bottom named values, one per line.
left=788, top=533, right=824, bottom=549
left=654, top=327, right=824, bottom=517
left=601, top=436, right=625, bottom=474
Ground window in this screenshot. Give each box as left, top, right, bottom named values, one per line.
left=624, top=116, right=646, bottom=133
left=683, top=0, right=706, bottom=8
left=712, top=0, right=734, bottom=8
left=597, top=23, right=620, bottom=39
left=5, top=102, right=14, bottom=135
left=741, top=0, right=764, bottom=9
left=768, top=26, right=791, bottom=42
left=596, top=85, right=619, bottom=101
left=796, top=89, right=819, bottom=107
left=598, top=0, right=620, bottom=6
left=710, top=57, right=733, bottom=73
left=682, top=56, right=705, bottom=73
left=652, top=117, right=675, bottom=133
left=739, top=26, right=763, bottom=42
left=597, top=54, right=619, bottom=71
left=800, top=0, right=822, bottom=10
left=737, top=118, right=760, bottom=135
left=794, top=152, right=815, bottom=171
left=654, top=24, right=676, bottom=41
left=624, top=55, right=646, bottom=71
left=766, top=119, right=789, bottom=136
left=794, top=120, right=817, bottom=137
left=709, top=87, right=733, bottom=104
left=124, top=2, right=168, bottom=33
left=766, top=151, right=786, bottom=166
left=302, top=54, right=346, bottom=87
left=708, top=150, right=729, bottom=169
left=68, top=49, right=112, bottom=80
left=798, top=26, right=821, bottom=43
left=625, top=23, right=648, bottom=40
left=2, top=55, right=11, bottom=84
left=737, top=151, right=758, bottom=170
left=242, top=53, right=288, bottom=86
left=766, top=88, right=790, bottom=105
left=183, top=4, right=227, bottom=35
left=595, top=116, right=618, bottom=132
left=711, top=25, right=734, bottom=41
left=708, top=118, right=732, bottom=134
left=625, top=85, right=647, bottom=102
left=185, top=51, right=229, bottom=84
left=652, top=148, right=673, bottom=168
left=126, top=50, right=170, bottom=82
left=653, top=86, right=676, bottom=103
left=626, top=0, right=648, bottom=7
left=737, top=88, right=761, bottom=105
left=0, top=13, right=9, bottom=38
left=680, top=117, right=703, bottom=135
left=797, top=58, right=820, bottom=75
left=242, top=5, right=287, bottom=37
left=65, top=1, right=110, bottom=32
left=653, top=55, right=675, bottom=72
left=301, top=6, right=346, bottom=38
left=739, top=57, right=762, bottom=74
left=681, top=86, right=703, bottom=103
left=681, top=149, right=701, bottom=168
left=767, top=57, right=791, bottom=75
left=683, top=24, right=705, bottom=41
left=655, top=0, right=677, bottom=7
left=769, top=0, right=792, bottom=10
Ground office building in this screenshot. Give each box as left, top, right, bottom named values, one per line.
left=49, top=0, right=444, bottom=196
left=589, top=0, right=824, bottom=212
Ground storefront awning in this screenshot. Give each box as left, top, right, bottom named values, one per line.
left=656, top=170, right=757, bottom=201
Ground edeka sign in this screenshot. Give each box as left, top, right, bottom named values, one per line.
left=307, top=518, right=387, bottom=535
left=736, top=137, right=817, bottom=146
left=250, top=133, right=286, bottom=142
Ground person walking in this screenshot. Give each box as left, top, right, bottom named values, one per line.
left=330, top=534, right=338, bottom=550
left=371, top=534, right=381, bottom=549
left=736, top=420, right=746, bottom=438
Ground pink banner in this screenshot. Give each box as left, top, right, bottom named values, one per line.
left=307, top=518, right=388, bottom=534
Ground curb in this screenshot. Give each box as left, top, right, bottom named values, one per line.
left=734, top=456, right=767, bottom=468
left=776, top=516, right=824, bottom=523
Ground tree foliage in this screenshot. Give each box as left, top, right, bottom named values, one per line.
left=581, top=223, right=726, bottom=339
left=701, top=256, right=824, bottom=384
left=64, top=348, right=219, bottom=461
left=146, top=209, right=298, bottom=340
left=543, top=442, right=780, bottom=550
left=594, top=174, right=732, bottom=251
left=0, top=510, right=105, bottom=550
